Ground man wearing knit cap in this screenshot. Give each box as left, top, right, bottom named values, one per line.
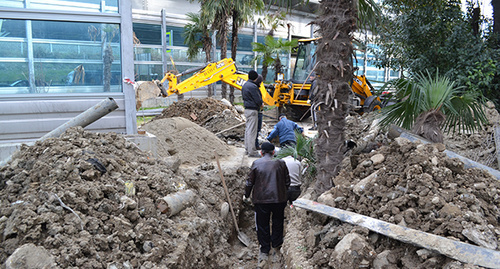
left=242, top=70, right=263, bottom=157
left=244, top=142, right=290, bottom=267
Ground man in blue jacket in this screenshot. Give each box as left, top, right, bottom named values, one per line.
left=266, top=114, right=304, bottom=148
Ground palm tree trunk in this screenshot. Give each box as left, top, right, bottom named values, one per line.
left=230, top=10, right=239, bottom=104
left=219, top=18, right=229, bottom=99
left=203, top=31, right=213, bottom=97
left=313, top=0, right=357, bottom=196
left=261, top=64, right=269, bottom=81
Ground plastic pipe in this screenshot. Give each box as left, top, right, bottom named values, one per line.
left=39, top=97, right=118, bottom=141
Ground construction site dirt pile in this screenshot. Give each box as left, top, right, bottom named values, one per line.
left=344, top=101, right=500, bottom=169
left=141, top=117, right=233, bottom=164
left=0, top=127, right=251, bottom=268
left=443, top=101, right=500, bottom=169
left=153, top=97, right=246, bottom=140
left=285, top=137, right=500, bottom=268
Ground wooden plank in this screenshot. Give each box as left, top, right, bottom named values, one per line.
left=293, top=199, right=500, bottom=269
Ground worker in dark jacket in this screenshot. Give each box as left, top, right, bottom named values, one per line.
left=242, top=70, right=263, bottom=157
left=244, top=142, right=290, bottom=267
left=266, top=114, right=304, bottom=148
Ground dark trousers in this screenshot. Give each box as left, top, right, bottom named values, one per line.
left=254, top=202, right=287, bottom=254
left=255, top=111, right=263, bottom=149
left=287, top=185, right=301, bottom=204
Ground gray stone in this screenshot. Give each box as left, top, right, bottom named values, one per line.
left=373, top=250, right=392, bottom=269
left=370, top=154, right=385, bottom=165
left=220, top=202, right=229, bottom=219
left=462, top=227, right=498, bottom=250
left=5, top=243, right=56, bottom=269
left=161, top=156, right=181, bottom=172
left=353, top=171, right=378, bottom=195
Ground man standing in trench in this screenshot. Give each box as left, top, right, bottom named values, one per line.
left=242, top=70, right=263, bottom=157
left=243, top=142, right=290, bottom=267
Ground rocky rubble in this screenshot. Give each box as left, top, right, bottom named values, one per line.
left=284, top=136, right=500, bottom=268
left=0, top=127, right=249, bottom=268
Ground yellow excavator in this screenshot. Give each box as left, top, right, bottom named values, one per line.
left=140, top=38, right=383, bottom=121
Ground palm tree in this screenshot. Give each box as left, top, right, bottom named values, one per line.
left=202, top=0, right=232, bottom=99
left=378, top=71, right=488, bottom=143
left=312, top=0, right=381, bottom=196
left=252, top=35, right=297, bottom=81
left=253, top=11, right=288, bottom=81
left=184, top=12, right=214, bottom=97
left=229, top=0, right=265, bottom=103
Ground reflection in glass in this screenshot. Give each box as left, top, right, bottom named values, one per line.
left=135, top=64, right=163, bottom=81
left=0, top=0, right=118, bottom=13
left=0, top=20, right=122, bottom=94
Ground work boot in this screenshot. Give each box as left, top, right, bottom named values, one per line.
left=257, top=252, right=269, bottom=268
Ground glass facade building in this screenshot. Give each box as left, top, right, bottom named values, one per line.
left=0, top=0, right=123, bottom=95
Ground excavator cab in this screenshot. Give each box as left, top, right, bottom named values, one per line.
left=291, top=38, right=382, bottom=114
left=292, top=38, right=319, bottom=84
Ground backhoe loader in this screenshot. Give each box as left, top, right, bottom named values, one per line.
left=142, top=38, right=383, bottom=121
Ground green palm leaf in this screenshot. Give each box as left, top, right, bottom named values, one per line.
left=378, top=71, right=487, bottom=136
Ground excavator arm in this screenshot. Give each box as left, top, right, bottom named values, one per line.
left=158, top=58, right=277, bottom=106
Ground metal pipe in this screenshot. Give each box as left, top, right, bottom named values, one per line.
left=40, top=97, right=118, bottom=141
left=157, top=189, right=196, bottom=217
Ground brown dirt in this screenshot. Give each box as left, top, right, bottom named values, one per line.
left=284, top=137, right=500, bottom=268
left=2, top=97, right=500, bottom=269
left=151, top=97, right=247, bottom=142
left=282, top=104, right=500, bottom=268
left=141, top=117, right=232, bottom=164
left=0, top=126, right=257, bottom=268
left=443, top=101, right=500, bottom=169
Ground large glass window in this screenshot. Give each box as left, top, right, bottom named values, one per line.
left=0, top=0, right=118, bottom=13
left=135, top=64, right=163, bottom=81
left=133, top=23, right=161, bottom=45
left=0, top=19, right=122, bottom=94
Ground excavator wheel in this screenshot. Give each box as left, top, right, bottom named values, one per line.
left=363, top=96, right=382, bottom=113
left=281, top=105, right=311, bottom=122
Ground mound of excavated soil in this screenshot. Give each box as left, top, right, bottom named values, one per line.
left=141, top=117, right=232, bottom=165
left=155, top=97, right=230, bottom=124
left=151, top=97, right=247, bottom=141
left=444, top=101, right=500, bottom=169
left=0, top=127, right=250, bottom=268
left=285, top=137, right=500, bottom=268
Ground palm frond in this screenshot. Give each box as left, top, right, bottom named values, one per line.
left=378, top=71, right=487, bottom=136
left=275, top=130, right=316, bottom=178
left=442, top=92, right=488, bottom=134
left=357, top=0, right=382, bottom=33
